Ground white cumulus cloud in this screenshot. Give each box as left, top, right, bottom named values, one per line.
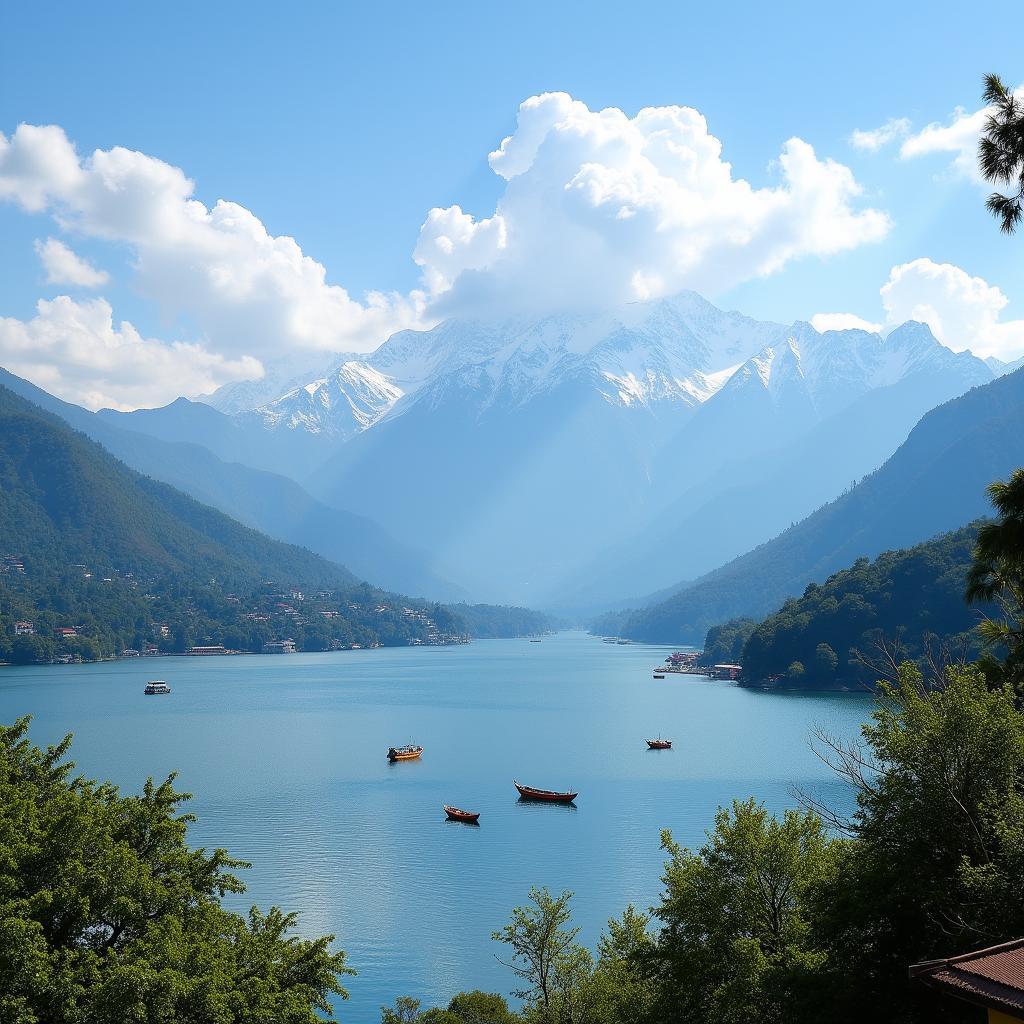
left=813, top=258, right=1024, bottom=360
left=880, top=258, right=1024, bottom=358
left=898, top=87, right=1023, bottom=183
left=34, top=237, right=109, bottom=287
left=900, top=106, right=991, bottom=182
left=810, top=312, right=883, bottom=334
left=0, top=124, right=425, bottom=358
left=0, top=296, right=261, bottom=410
left=415, top=92, right=891, bottom=314
left=849, top=118, right=911, bottom=152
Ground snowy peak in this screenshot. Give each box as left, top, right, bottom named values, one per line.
left=253, top=361, right=403, bottom=437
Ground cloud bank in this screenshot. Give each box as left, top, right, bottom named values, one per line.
left=814, top=258, right=1024, bottom=360
left=416, top=93, right=890, bottom=314
left=0, top=296, right=260, bottom=410
left=0, top=100, right=890, bottom=407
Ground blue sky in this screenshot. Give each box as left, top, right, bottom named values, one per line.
left=1, top=0, right=1022, bottom=407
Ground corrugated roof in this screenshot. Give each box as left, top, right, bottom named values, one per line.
left=911, top=938, right=1024, bottom=1015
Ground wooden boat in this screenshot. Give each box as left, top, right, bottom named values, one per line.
left=387, top=744, right=423, bottom=762
left=514, top=780, right=578, bottom=803
left=646, top=738, right=672, bottom=750
left=444, top=804, right=480, bottom=823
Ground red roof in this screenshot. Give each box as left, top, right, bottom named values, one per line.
left=911, top=938, right=1024, bottom=1015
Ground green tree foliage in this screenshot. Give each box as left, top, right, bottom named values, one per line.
left=810, top=663, right=1024, bottom=1020
left=697, top=618, right=756, bottom=667
left=966, top=468, right=1024, bottom=696
left=979, top=73, right=1024, bottom=233
left=645, top=801, right=835, bottom=1024
left=492, top=887, right=583, bottom=1020
left=382, top=991, right=514, bottom=1024
left=0, top=717, right=352, bottom=1022
left=739, top=526, right=983, bottom=688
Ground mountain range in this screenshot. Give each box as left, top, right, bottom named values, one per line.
left=105, top=292, right=996, bottom=606
left=602, top=363, right=1024, bottom=643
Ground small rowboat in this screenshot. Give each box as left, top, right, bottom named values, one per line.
left=647, top=738, right=672, bottom=750
left=514, top=780, right=578, bottom=803
left=444, top=805, right=480, bottom=823
left=387, top=744, right=423, bottom=762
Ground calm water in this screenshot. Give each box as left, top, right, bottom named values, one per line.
left=0, top=632, right=871, bottom=1019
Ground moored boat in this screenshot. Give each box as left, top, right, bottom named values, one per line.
left=144, top=680, right=171, bottom=695
left=514, top=780, right=578, bottom=803
left=646, top=738, right=672, bottom=750
left=387, top=744, right=423, bottom=762
left=653, top=673, right=666, bottom=679
left=444, top=804, right=480, bottom=823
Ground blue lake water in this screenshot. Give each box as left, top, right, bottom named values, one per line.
left=0, top=631, right=872, bottom=1019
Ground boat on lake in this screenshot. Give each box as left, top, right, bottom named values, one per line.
left=387, top=744, right=423, bottom=762
left=646, top=738, right=672, bottom=750
left=144, top=680, right=171, bottom=695
left=514, top=780, right=578, bottom=803
left=653, top=673, right=666, bottom=679
left=444, top=804, right=480, bottom=823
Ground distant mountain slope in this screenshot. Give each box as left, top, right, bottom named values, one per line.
left=0, top=384, right=355, bottom=590
left=96, top=397, right=331, bottom=478
left=0, top=369, right=462, bottom=599
left=607, top=367, right=1024, bottom=643
left=555, top=363, right=992, bottom=610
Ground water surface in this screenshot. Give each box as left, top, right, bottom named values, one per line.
left=0, top=631, right=871, bottom=1019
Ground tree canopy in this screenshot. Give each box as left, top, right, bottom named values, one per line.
left=0, top=717, right=352, bottom=1023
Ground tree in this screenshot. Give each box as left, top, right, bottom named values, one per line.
left=786, top=660, right=805, bottom=682
left=382, top=996, right=424, bottom=1024
left=814, top=643, right=838, bottom=679
left=966, top=469, right=1024, bottom=695
left=587, top=905, right=655, bottom=1024
left=646, top=800, right=837, bottom=1024
left=979, top=74, right=1024, bottom=233
left=492, top=887, right=587, bottom=1022
left=0, top=717, right=353, bottom=1022
left=809, top=663, right=1024, bottom=1021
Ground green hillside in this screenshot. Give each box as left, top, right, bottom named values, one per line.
left=0, top=385, right=471, bottom=661
left=736, top=525, right=988, bottom=689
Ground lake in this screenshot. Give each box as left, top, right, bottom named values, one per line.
left=0, top=631, right=872, bottom=1019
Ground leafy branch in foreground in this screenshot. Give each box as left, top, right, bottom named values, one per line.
left=979, top=73, right=1024, bottom=233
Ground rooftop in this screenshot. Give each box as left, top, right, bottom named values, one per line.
left=910, top=938, right=1024, bottom=1015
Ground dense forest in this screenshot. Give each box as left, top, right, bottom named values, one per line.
left=0, top=385, right=545, bottom=663
left=736, top=525, right=987, bottom=689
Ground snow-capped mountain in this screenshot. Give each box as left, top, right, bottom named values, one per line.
left=251, top=361, right=403, bottom=438
left=157, top=291, right=1000, bottom=605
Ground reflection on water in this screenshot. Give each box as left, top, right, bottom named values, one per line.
left=0, top=631, right=871, bottom=1018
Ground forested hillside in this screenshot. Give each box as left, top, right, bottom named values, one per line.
left=736, top=525, right=986, bottom=689
left=0, top=386, right=539, bottom=662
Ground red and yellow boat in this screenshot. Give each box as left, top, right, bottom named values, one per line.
left=387, top=744, right=423, bottom=762
left=514, top=780, right=578, bottom=803
left=444, top=804, right=480, bottom=823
